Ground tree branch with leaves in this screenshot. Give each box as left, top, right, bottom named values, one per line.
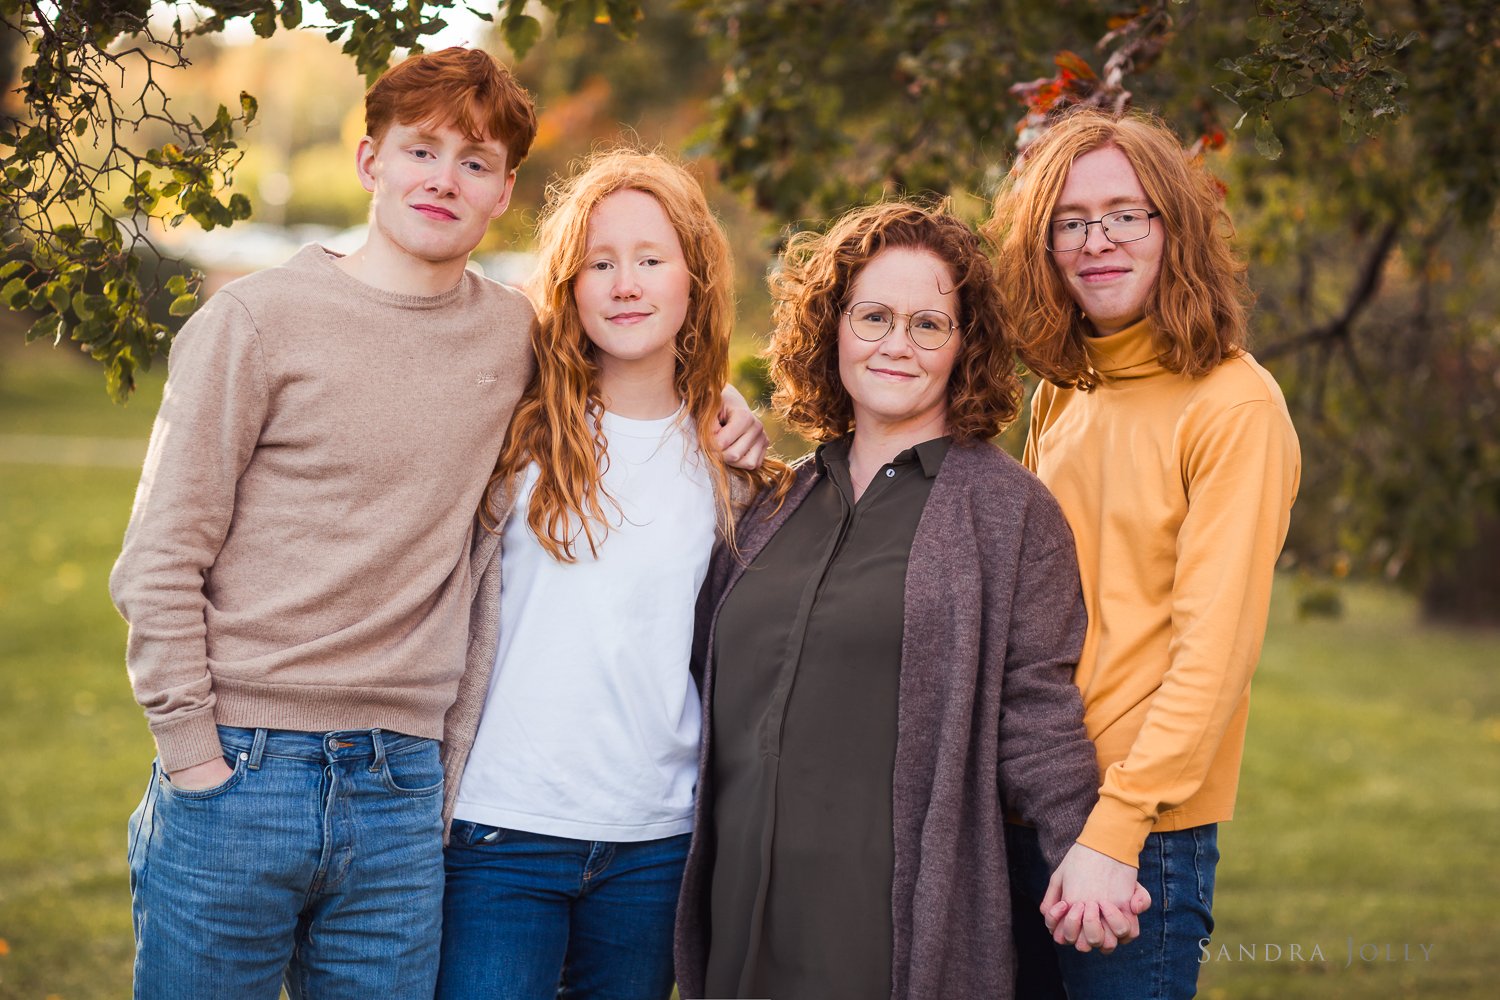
left=0, top=0, right=640, bottom=399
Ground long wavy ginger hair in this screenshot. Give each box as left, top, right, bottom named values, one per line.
left=483, top=149, right=781, bottom=561
left=987, top=108, right=1249, bottom=391
left=768, top=201, right=1021, bottom=443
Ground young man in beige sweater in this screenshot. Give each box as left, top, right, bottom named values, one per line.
left=111, top=47, right=763, bottom=999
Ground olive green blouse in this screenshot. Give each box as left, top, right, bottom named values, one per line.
left=705, top=435, right=950, bottom=1000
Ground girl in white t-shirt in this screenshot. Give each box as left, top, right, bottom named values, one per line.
left=435, top=150, right=788, bottom=1000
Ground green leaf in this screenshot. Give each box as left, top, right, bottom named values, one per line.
left=229, top=193, right=253, bottom=220
left=1254, top=116, right=1284, bottom=159
left=2, top=275, right=28, bottom=308
left=502, top=14, right=543, bottom=58
left=280, top=1, right=302, bottom=30
left=46, top=281, right=71, bottom=314
left=25, top=313, right=62, bottom=344
left=251, top=8, right=278, bottom=38
left=0, top=259, right=25, bottom=280
left=240, top=91, right=259, bottom=125
left=166, top=273, right=188, bottom=296
left=169, top=293, right=198, bottom=317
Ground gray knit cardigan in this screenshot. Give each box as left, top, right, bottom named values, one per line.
left=673, top=440, right=1099, bottom=1000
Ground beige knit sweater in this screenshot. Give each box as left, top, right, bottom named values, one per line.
left=110, top=245, right=535, bottom=773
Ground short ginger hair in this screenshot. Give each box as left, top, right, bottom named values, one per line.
left=768, top=201, right=1021, bottom=444
left=364, top=47, right=537, bottom=174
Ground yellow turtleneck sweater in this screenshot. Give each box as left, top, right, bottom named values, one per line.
left=1023, top=318, right=1301, bottom=865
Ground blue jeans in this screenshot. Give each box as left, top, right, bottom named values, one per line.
left=1007, top=823, right=1219, bottom=1000
left=436, top=821, right=690, bottom=1000
left=127, top=726, right=446, bottom=1000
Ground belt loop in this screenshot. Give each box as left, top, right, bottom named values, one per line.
left=247, top=728, right=268, bottom=770
left=369, top=728, right=386, bottom=773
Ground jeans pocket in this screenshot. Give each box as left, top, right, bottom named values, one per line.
left=450, top=820, right=510, bottom=847
left=159, top=751, right=247, bottom=800
left=380, top=740, right=444, bottom=797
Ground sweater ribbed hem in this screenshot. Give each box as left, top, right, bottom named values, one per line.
left=209, top=676, right=454, bottom=744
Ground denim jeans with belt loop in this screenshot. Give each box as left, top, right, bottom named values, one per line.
left=127, top=725, right=446, bottom=1000
left=436, top=820, right=691, bottom=1000
left=1007, top=821, right=1219, bottom=1000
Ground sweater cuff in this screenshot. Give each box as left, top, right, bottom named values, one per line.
left=151, top=712, right=225, bottom=774
left=1075, top=798, right=1154, bottom=867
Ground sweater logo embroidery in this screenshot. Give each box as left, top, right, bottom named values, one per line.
left=476, top=373, right=498, bottom=385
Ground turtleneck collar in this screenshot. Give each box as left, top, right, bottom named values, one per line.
left=1084, top=316, right=1165, bottom=381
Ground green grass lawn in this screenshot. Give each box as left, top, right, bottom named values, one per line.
left=2, top=349, right=1497, bottom=998
left=0, top=342, right=163, bottom=440
left=1198, top=580, right=1500, bottom=999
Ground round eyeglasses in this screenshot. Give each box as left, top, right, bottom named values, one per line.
left=843, top=301, right=956, bottom=350
left=1046, top=209, right=1161, bottom=252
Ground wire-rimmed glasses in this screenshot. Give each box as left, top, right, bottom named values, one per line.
left=843, top=301, right=957, bottom=350
left=1046, top=209, right=1161, bottom=252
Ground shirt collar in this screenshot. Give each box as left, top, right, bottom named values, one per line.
left=911, top=436, right=951, bottom=478
left=813, top=434, right=951, bottom=478
left=812, top=436, right=850, bottom=476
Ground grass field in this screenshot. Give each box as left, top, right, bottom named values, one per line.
left=2, top=345, right=1497, bottom=998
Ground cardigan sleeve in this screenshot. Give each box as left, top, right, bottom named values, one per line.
left=994, top=490, right=1098, bottom=869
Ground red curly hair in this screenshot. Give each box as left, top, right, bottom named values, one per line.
left=483, top=149, right=789, bottom=561
left=768, top=201, right=1021, bottom=443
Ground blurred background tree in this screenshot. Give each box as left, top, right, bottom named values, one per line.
left=680, top=0, right=1499, bottom=619
left=3, top=0, right=1497, bottom=619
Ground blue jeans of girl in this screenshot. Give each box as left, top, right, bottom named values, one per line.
left=436, top=821, right=691, bottom=1000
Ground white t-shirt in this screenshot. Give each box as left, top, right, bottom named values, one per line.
left=453, top=408, right=716, bottom=841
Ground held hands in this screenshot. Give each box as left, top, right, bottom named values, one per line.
left=166, top=756, right=234, bottom=791
left=1041, top=843, right=1152, bottom=954
left=716, top=383, right=769, bottom=471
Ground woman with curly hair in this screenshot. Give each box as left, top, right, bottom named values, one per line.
left=989, top=108, right=1300, bottom=1000
left=433, top=149, right=787, bottom=1000
left=673, top=201, right=1144, bottom=1000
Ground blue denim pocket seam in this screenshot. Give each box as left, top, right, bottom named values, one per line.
left=378, top=740, right=443, bottom=798
left=451, top=820, right=510, bottom=847
left=158, top=751, right=249, bottom=800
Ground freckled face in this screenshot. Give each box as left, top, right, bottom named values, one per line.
left=572, top=189, right=692, bottom=378
left=356, top=120, right=514, bottom=270
left=1050, top=145, right=1164, bottom=337
left=837, top=247, right=961, bottom=441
